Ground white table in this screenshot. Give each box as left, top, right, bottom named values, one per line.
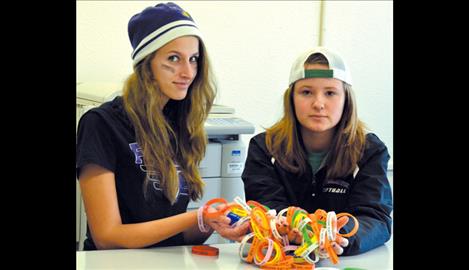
left=77, top=238, right=392, bottom=269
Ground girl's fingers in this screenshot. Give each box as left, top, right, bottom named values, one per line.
left=295, top=232, right=303, bottom=244
left=332, top=242, right=344, bottom=255
left=335, top=235, right=349, bottom=247
left=276, top=222, right=289, bottom=235
left=212, top=220, right=250, bottom=242
left=288, top=228, right=302, bottom=244
left=337, top=216, right=349, bottom=230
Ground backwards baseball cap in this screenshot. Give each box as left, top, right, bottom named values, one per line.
left=128, top=2, right=203, bottom=66
left=288, top=46, right=352, bottom=86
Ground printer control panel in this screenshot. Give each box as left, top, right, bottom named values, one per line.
left=204, top=116, right=254, bottom=136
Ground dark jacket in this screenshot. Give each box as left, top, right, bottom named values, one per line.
left=241, top=132, right=392, bottom=255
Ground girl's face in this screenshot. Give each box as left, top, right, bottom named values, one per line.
left=293, top=63, right=346, bottom=135
left=151, top=36, right=199, bottom=106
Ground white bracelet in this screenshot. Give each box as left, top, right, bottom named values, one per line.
left=320, top=228, right=327, bottom=249
left=326, top=211, right=337, bottom=241
left=197, top=206, right=209, bottom=233
left=238, top=232, right=255, bottom=262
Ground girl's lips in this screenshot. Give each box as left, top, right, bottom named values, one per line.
left=174, top=82, right=190, bottom=89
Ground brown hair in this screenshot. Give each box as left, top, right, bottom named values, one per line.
left=265, top=53, right=366, bottom=179
left=123, top=40, right=216, bottom=204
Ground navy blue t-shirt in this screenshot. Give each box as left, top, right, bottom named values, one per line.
left=76, top=96, right=190, bottom=250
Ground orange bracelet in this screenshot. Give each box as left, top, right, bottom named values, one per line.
left=203, top=198, right=230, bottom=219
left=325, top=240, right=339, bottom=264
left=247, top=200, right=270, bottom=212
left=246, top=236, right=260, bottom=263
left=308, top=213, right=321, bottom=236
left=314, top=209, right=327, bottom=227
left=336, top=212, right=359, bottom=238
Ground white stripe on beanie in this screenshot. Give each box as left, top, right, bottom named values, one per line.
left=131, top=21, right=202, bottom=66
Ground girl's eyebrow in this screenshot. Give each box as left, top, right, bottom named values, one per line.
left=296, top=84, right=313, bottom=89
left=165, top=50, right=199, bottom=56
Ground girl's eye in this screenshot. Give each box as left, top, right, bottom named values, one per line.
left=326, top=91, right=336, bottom=96
left=301, top=90, right=311, bottom=96
left=168, top=55, right=179, bottom=62
left=189, top=55, right=199, bottom=63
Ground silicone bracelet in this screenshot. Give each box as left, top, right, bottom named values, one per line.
left=291, top=209, right=308, bottom=228
left=260, top=255, right=293, bottom=269
left=282, top=245, right=298, bottom=252
left=326, top=211, right=337, bottom=241
left=286, top=207, right=296, bottom=227
left=336, top=212, right=359, bottom=238
left=297, top=217, right=312, bottom=232
left=281, top=235, right=289, bottom=247
left=251, top=207, right=271, bottom=232
left=270, top=218, right=283, bottom=241
left=232, top=215, right=251, bottom=228
left=314, top=209, right=328, bottom=226
left=302, top=244, right=320, bottom=264
left=275, top=209, right=290, bottom=236
left=230, top=205, right=248, bottom=217
left=197, top=206, right=209, bottom=233
left=326, top=241, right=339, bottom=265
left=247, top=200, right=270, bottom=212
left=191, top=245, right=219, bottom=256
left=319, top=228, right=327, bottom=249
left=247, top=236, right=261, bottom=263
left=234, top=196, right=252, bottom=213
left=301, top=226, right=317, bottom=246
left=308, top=213, right=321, bottom=236
left=267, top=241, right=283, bottom=265
left=300, top=241, right=319, bottom=258
left=293, top=242, right=309, bottom=257
left=239, top=232, right=256, bottom=262
left=276, top=208, right=289, bottom=222
left=291, top=263, right=314, bottom=270
left=203, top=198, right=230, bottom=218
left=251, top=213, right=270, bottom=240
left=254, top=238, right=275, bottom=265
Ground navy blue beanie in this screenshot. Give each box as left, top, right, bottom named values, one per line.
left=128, top=2, right=203, bottom=66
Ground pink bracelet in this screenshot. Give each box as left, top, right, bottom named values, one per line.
left=254, top=238, right=274, bottom=266
left=197, top=206, right=210, bottom=233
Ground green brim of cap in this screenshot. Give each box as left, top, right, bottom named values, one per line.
left=304, top=69, right=333, bottom=78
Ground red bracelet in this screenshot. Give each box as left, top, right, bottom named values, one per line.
left=191, top=245, right=219, bottom=256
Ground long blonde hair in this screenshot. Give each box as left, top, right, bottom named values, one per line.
left=266, top=53, right=366, bottom=179
left=123, top=40, right=216, bottom=204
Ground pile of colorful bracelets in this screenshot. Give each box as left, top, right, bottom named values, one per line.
left=198, top=196, right=359, bottom=269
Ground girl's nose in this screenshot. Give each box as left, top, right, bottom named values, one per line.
left=179, top=60, right=195, bottom=79
left=312, top=97, right=325, bottom=111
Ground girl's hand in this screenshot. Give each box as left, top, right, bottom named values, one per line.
left=203, top=202, right=251, bottom=242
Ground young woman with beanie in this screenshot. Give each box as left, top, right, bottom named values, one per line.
left=76, top=2, right=249, bottom=250
left=242, top=47, right=393, bottom=256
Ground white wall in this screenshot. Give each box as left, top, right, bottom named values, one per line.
left=322, top=1, right=393, bottom=168
left=77, top=0, right=392, bottom=167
